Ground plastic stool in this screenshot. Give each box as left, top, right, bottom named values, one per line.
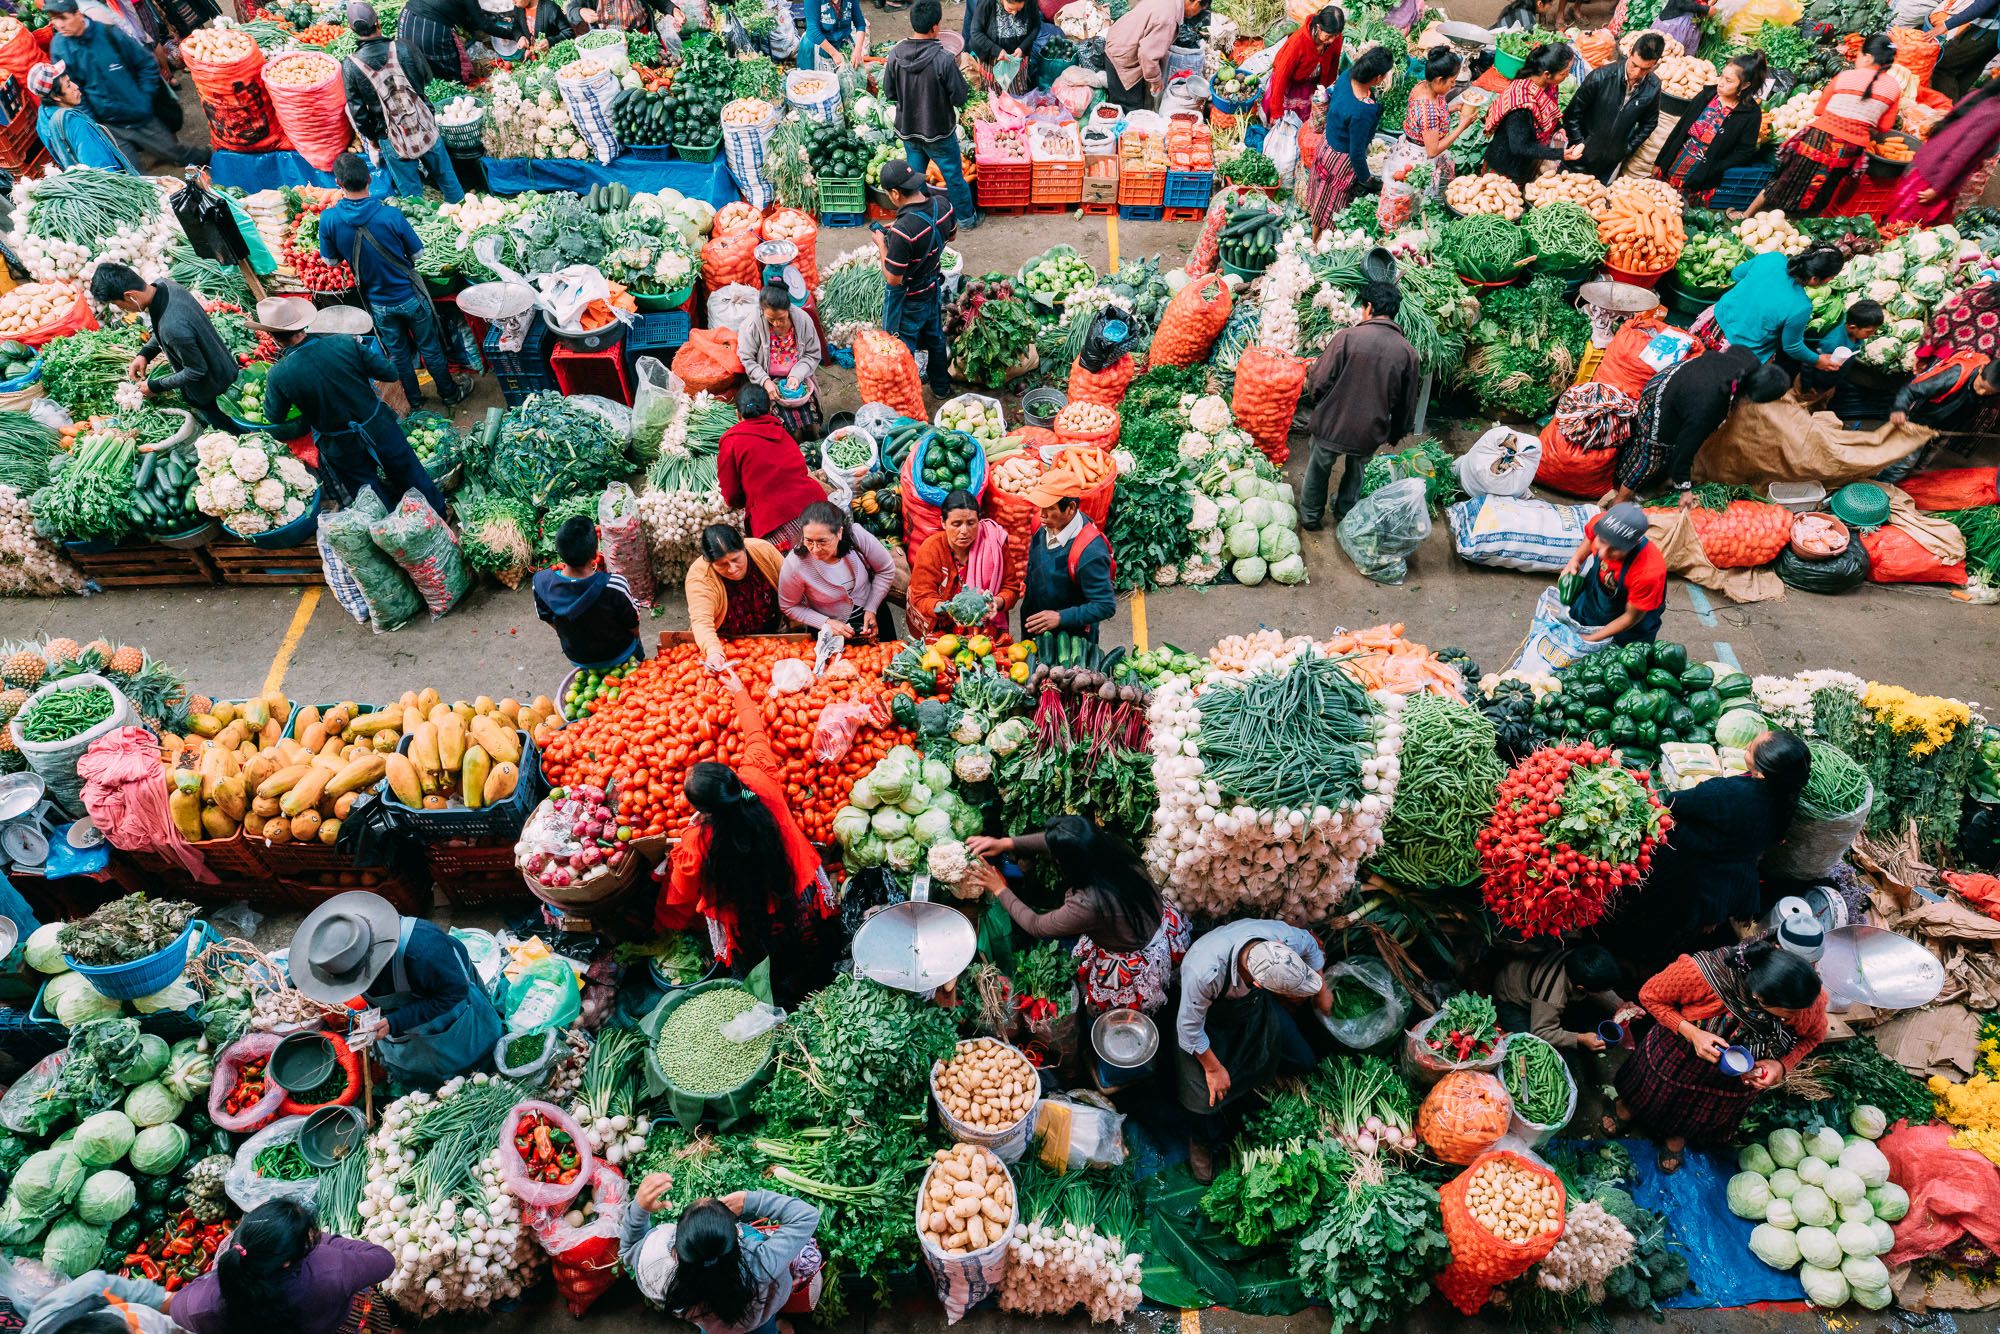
left=550, top=342, right=636, bottom=405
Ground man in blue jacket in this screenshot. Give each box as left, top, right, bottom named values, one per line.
left=45, top=0, right=208, bottom=167
left=28, top=61, right=137, bottom=171
left=1021, top=468, right=1116, bottom=643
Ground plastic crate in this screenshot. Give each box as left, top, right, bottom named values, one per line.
left=976, top=161, right=1031, bottom=208
left=1164, top=170, right=1214, bottom=209
left=1120, top=203, right=1164, bottom=221
left=1030, top=160, right=1083, bottom=204
left=426, top=840, right=535, bottom=908
left=623, top=143, right=674, bottom=161
left=819, top=175, right=865, bottom=217
left=483, top=315, right=554, bottom=377
left=1827, top=174, right=1898, bottom=219
left=382, top=727, right=541, bottom=840
left=498, top=370, right=557, bottom=404
left=551, top=342, right=636, bottom=404
left=1117, top=168, right=1165, bottom=206
left=625, top=309, right=693, bottom=372
left=1704, top=162, right=1774, bottom=212
left=0, top=1006, right=62, bottom=1065
left=281, top=701, right=380, bottom=741
left=818, top=212, right=867, bottom=228
left=675, top=139, right=722, bottom=163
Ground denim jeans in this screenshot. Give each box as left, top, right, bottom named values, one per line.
left=377, top=136, right=466, bottom=204
left=903, top=131, right=976, bottom=222
left=884, top=286, right=950, bottom=395
left=373, top=289, right=455, bottom=405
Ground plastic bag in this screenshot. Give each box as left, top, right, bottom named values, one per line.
left=707, top=284, right=762, bottom=344
left=1534, top=412, right=1621, bottom=500
left=1265, top=110, right=1302, bottom=180
left=1403, top=1010, right=1507, bottom=1089
left=1148, top=272, right=1232, bottom=367
left=1315, top=956, right=1409, bottom=1050
left=1861, top=524, right=1967, bottom=584
left=1506, top=585, right=1609, bottom=677
left=1456, top=426, right=1542, bottom=498
left=1418, top=1071, right=1515, bottom=1165
left=719, top=1001, right=785, bottom=1043
left=1435, top=1150, right=1566, bottom=1313
left=368, top=490, right=469, bottom=619
left=1447, top=494, right=1598, bottom=572
left=1338, top=477, right=1432, bottom=584
left=318, top=493, right=422, bottom=631
left=671, top=328, right=744, bottom=397
left=226, top=1115, right=318, bottom=1211
left=1900, top=466, right=1998, bottom=511
left=0, top=1053, right=69, bottom=1136
left=498, top=1100, right=596, bottom=1209
left=769, top=659, right=814, bottom=695
left=1498, top=1041, right=1578, bottom=1146
left=504, top=956, right=582, bottom=1034
left=13, top=286, right=97, bottom=350
left=494, top=1027, right=562, bottom=1081
left=1031, top=1094, right=1127, bottom=1170
left=567, top=395, right=633, bottom=441
left=261, top=52, right=349, bottom=169
left=1078, top=305, right=1136, bottom=372
left=819, top=426, right=879, bottom=507
left=917, top=1150, right=1015, bottom=1322
left=1594, top=317, right=1702, bottom=397
left=209, top=1032, right=287, bottom=1133
left=1775, top=539, right=1871, bottom=594
left=526, top=1161, right=631, bottom=1316
left=631, top=356, right=678, bottom=457
left=812, top=699, right=873, bottom=761
left=855, top=329, right=926, bottom=421
left=929, top=1042, right=1041, bottom=1163
left=598, top=483, right=656, bottom=607
left=8, top=674, right=135, bottom=817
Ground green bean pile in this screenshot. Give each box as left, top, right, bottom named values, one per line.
left=0, top=410, right=57, bottom=493
left=24, top=169, right=159, bottom=241
left=17, top=687, right=114, bottom=742
left=655, top=986, right=773, bottom=1095
left=1368, top=693, right=1507, bottom=888
left=1196, top=653, right=1378, bottom=810
left=1441, top=213, right=1529, bottom=283
left=1523, top=201, right=1607, bottom=272
left=1800, top=740, right=1871, bottom=818
left=1500, top=1034, right=1571, bottom=1126
left=253, top=1141, right=318, bottom=1180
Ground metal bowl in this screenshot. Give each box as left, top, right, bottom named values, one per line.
left=1818, top=924, right=1946, bottom=1011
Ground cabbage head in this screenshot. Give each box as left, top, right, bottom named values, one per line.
left=1839, top=1140, right=1891, bottom=1188
left=23, top=923, right=68, bottom=974
left=1226, top=522, right=1262, bottom=560
left=870, top=751, right=917, bottom=805
left=1232, top=556, right=1268, bottom=585
left=870, top=808, right=911, bottom=841
left=846, top=834, right=886, bottom=869
left=162, top=1039, right=212, bottom=1103
left=1739, top=1144, right=1776, bottom=1176
left=899, top=782, right=933, bottom=815
left=129, top=1124, right=188, bottom=1177
left=13, top=1150, right=84, bottom=1214
left=1239, top=497, right=1274, bottom=528
left=1798, top=1264, right=1849, bottom=1309
left=1748, top=1224, right=1800, bottom=1270
left=1269, top=554, right=1307, bottom=585
left=76, top=1170, right=134, bottom=1226
left=1259, top=525, right=1298, bottom=563
left=1767, top=1167, right=1801, bottom=1199
left=1796, top=1155, right=1829, bottom=1186
left=1715, top=708, right=1767, bottom=749
left=1840, top=1253, right=1888, bottom=1292
left=1822, top=1166, right=1865, bottom=1206
left=831, top=806, right=873, bottom=848
left=0, top=1196, right=47, bottom=1247
left=1849, top=1104, right=1887, bottom=1140
left=119, top=1033, right=170, bottom=1086
left=41, top=1216, right=108, bottom=1279
left=911, top=809, right=952, bottom=844
left=122, top=1081, right=182, bottom=1128
left=1838, top=1197, right=1874, bottom=1226
left=1230, top=471, right=1263, bottom=501
left=132, top=980, right=198, bottom=1015
left=1836, top=1219, right=1879, bottom=1257
left=1268, top=501, right=1298, bottom=530
left=73, top=1111, right=135, bottom=1168
left=849, top=774, right=881, bottom=810
left=1852, top=1282, right=1893, bottom=1310
left=949, top=799, right=982, bottom=841
left=1273, top=482, right=1296, bottom=507
left=1865, top=1182, right=1909, bottom=1222
left=1867, top=1219, right=1895, bottom=1256
left=1791, top=1183, right=1836, bottom=1228
left=885, top=836, right=921, bottom=873
left=1797, top=1226, right=1841, bottom=1270
left=1806, top=1127, right=1846, bottom=1163
left=922, top=758, right=953, bottom=794
left=46, top=973, right=120, bottom=1028
left=1726, top=1171, right=1773, bottom=1220
left=1764, top=1197, right=1798, bottom=1230
left=1768, top=1128, right=1806, bottom=1168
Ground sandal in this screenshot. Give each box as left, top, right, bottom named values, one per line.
left=1658, top=1149, right=1683, bottom=1174
left=1599, top=1112, right=1628, bottom=1137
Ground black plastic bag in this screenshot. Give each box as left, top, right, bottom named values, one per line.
left=170, top=177, right=251, bottom=266
left=1074, top=36, right=1106, bottom=71
left=1776, top=537, right=1871, bottom=594
left=1960, top=797, right=2000, bottom=870
left=1079, top=304, right=1136, bottom=372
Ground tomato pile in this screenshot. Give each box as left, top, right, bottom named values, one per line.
left=514, top=1110, right=583, bottom=1185
left=283, top=203, right=356, bottom=293
left=1475, top=742, right=1670, bottom=938
left=222, top=1055, right=269, bottom=1116
left=539, top=641, right=919, bottom=846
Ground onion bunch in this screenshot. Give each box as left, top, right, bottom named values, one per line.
left=1535, top=1199, right=1635, bottom=1298
left=1001, top=1218, right=1144, bottom=1323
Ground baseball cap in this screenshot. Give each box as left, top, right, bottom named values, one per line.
left=878, top=160, right=921, bottom=194
left=26, top=62, right=63, bottom=97
left=40, top=0, right=78, bottom=15
left=1023, top=464, right=1085, bottom=509
left=1596, top=501, right=1650, bottom=554
left=1245, top=939, right=1323, bottom=998
left=346, top=1, right=378, bottom=28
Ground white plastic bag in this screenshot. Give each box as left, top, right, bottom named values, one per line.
left=1506, top=585, right=1611, bottom=676
left=1456, top=426, right=1543, bottom=498
left=917, top=1152, right=1015, bottom=1322
left=719, top=1001, right=785, bottom=1042
left=769, top=659, right=814, bottom=694
left=226, top=1115, right=319, bottom=1211
left=1315, top=956, right=1410, bottom=1050
left=556, top=62, right=621, bottom=165
left=819, top=425, right=879, bottom=507
left=1265, top=111, right=1303, bottom=182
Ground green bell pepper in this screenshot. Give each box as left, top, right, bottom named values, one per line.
left=1632, top=718, right=1659, bottom=745
left=1652, top=642, right=1688, bottom=675
left=1621, top=643, right=1653, bottom=674
left=1584, top=706, right=1614, bottom=729
left=1679, top=665, right=1715, bottom=691
left=1584, top=681, right=1613, bottom=706
left=1586, top=729, right=1614, bottom=749
left=1685, top=689, right=1723, bottom=724
left=1667, top=703, right=1698, bottom=737
left=1645, top=668, right=1682, bottom=694
left=1601, top=662, right=1633, bottom=696
left=1612, top=714, right=1640, bottom=743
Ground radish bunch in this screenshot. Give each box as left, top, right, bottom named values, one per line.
left=999, top=1219, right=1144, bottom=1323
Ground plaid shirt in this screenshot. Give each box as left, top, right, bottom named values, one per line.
left=882, top=187, right=956, bottom=299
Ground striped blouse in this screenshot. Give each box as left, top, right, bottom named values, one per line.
left=1812, top=66, right=1902, bottom=148
left=1404, top=90, right=1451, bottom=144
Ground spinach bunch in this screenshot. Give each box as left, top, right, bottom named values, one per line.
left=754, top=974, right=958, bottom=1125
left=1203, top=1140, right=1347, bottom=1247
left=1292, top=1161, right=1450, bottom=1334
left=1106, top=462, right=1194, bottom=592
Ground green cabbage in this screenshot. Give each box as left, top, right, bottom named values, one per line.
left=1727, top=1172, right=1773, bottom=1220
left=870, top=808, right=910, bottom=840
left=847, top=834, right=887, bottom=869
left=1767, top=1166, right=1801, bottom=1199
left=832, top=806, right=873, bottom=847
left=1849, top=1104, right=1887, bottom=1139
left=1798, top=1264, right=1849, bottom=1309
left=1867, top=1219, right=1895, bottom=1256
left=1797, top=1225, right=1841, bottom=1270
left=41, top=1215, right=109, bottom=1279
left=1865, top=1182, right=1909, bottom=1222
left=1230, top=471, right=1262, bottom=501
left=122, top=1081, right=183, bottom=1128
left=1797, top=1155, right=1829, bottom=1186
left=1852, top=1282, right=1893, bottom=1310
left=1840, top=1253, right=1888, bottom=1291
left=1822, top=1166, right=1865, bottom=1206
left=1768, top=1128, right=1806, bottom=1168
left=1268, top=501, right=1298, bottom=530
left=949, top=799, right=981, bottom=841
left=1806, top=1127, right=1846, bottom=1163
left=13, top=1149, right=84, bottom=1214
left=1226, top=522, right=1262, bottom=560
left=45, top=972, right=121, bottom=1028
left=73, top=1110, right=135, bottom=1167
left=1839, top=1140, right=1891, bottom=1188
left=131, top=980, right=199, bottom=1015
left=0, top=1196, right=48, bottom=1247
left=885, top=836, right=920, bottom=872
left=162, top=1039, right=213, bottom=1102
left=922, top=758, right=953, bottom=793
left=849, top=775, right=881, bottom=810
left=1764, top=1197, right=1798, bottom=1230
left=1269, top=554, right=1307, bottom=585
left=75, top=1170, right=134, bottom=1226
left=1748, top=1223, right=1800, bottom=1270
left=1715, top=708, right=1767, bottom=749
left=870, top=751, right=917, bottom=805
left=1835, top=1219, right=1878, bottom=1257
left=1791, top=1183, right=1835, bottom=1228
left=119, top=1033, right=169, bottom=1086
left=1839, top=1198, right=1875, bottom=1227
left=23, top=923, right=69, bottom=974
left=1238, top=497, right=1273, bottom=528
left=1232, top=556, right=1268, bottom=585
left=129, top=1124, right=189, bottom=1177
left=1259, top=525, right=1298, bottom=563
left=911, top=809, right=952, bottom=844
left=1739, top=1144, right=1777, bottom=1176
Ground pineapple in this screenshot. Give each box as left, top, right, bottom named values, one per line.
left=83, top=639, right=112, bottom=660
left=42, top=638, right=80, bottom=664
left=0, top=687, right=25, bottom=722
left=189, top=694, right=214, bottom=715
left=106, top=645, right=144, bottom=677
left=1, top=647, right=46, bottom=690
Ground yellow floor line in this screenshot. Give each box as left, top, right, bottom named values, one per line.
left=1180, top=1303, right=1204, bottom=1329
left=1106, top=212, right=1120, bottom=271
left=1130, top=588, right=1148, bottom=652
left=263, top=587, right=320, bottom=698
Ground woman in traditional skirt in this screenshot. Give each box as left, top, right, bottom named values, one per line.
left=1735, top=34, right=1902, bottom=218
left=1602, top=349, right=1791, bottom=507
left=1481, top=42, right=1587, bottom=187
left=170, top=1201, right=397, bottom=1334
left=1302, top=46, right=1396, bottom=230
left=1606, top=938, right=1827, bottom=1173
left=966, top=815, right=1191, bottom=1014
left=1889, top=80, right=2000, bottom=226
left=1376, top=46, right=1482, bottom=225
left=1656, top=51, right=1768, bottom=205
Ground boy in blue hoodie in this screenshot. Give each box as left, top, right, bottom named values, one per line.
left=533, top=516, right=645, bottom=670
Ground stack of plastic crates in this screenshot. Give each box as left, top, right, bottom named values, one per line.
left=1164, top=169, right=1214, bottom=219
left=1117, top=129, right=1166, bottom=220
left=1704, top=161, right=1775, bottom=212
left=625, top=304, right=695, bottom=378
left=1029, top=122, right=1084, bottom=209
left=819, top=175, right=866, bottom=228
left=974, top=121, right=1031, bottom=211
left=483, top=314, right=556, bottom=406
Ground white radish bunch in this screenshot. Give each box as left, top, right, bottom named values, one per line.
left=1534, top=1199, right=1635, bottom=1299
left=1255, top=228, right=1317, bottom=353
left=999, top=1218, right=1144, bottom=1323
left=636, top=485, right=744, bottom=583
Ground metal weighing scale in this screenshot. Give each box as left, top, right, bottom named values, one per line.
left=849, top=875, right=977, bottom=993
left=0, top=772, right=109, bottom=876
left=755, top=240, right=809, bottom=304
left=1816, top=924, right=1946, bottom=1014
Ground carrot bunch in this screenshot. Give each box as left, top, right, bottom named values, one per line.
left=1597, top=189, right=1686, bottom=274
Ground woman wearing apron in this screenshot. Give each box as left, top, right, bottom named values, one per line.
left=1555, top=501, right=1667, bottom=648
left=289, top=891, right=504, bottom=1089
left=1376, top=45, right=1480, bottom=225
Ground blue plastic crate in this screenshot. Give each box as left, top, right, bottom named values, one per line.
left=1164, top=170, right=1213, bottom=209
left=483, top=315, right=554, bottom=378
left=1119, top=204, right=1164, bottom=221
left=1705, top=162, right=1775, bottom=211
left=497, top=370, right=557, bottom=403
left=382, top=728, right=541, bottom=839
left=819, top=211, right=867, bottom=229
left=0, top=1005, right=61, bottom=1065
left=500, top=382, right=537, bottom=408
left=622, top=143, right=674, bottom=162
left=626, top=310, right=692, bottom=368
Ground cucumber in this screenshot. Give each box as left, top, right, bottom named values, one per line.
left=136, top=452, right=156, bottom=488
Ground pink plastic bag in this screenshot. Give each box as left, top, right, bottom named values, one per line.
left=210, top=1033, right=288, bottom=1134
left=596, top=483, right=655, bottom=608
left=813, top=700, right=873, bottom=762
left=498, top=1100, right=596, bottom=1209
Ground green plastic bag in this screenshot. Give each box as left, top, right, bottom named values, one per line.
left=504, top=956, right=581, bottom=1035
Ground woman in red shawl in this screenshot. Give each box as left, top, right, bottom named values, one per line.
left=1481, top=42, right=1586, bottom=185
left=905, top=488, right=1022, bottom=638
left=1260, top=6, right=1342, bottom=123
left=654, top=665, right=842, bottom=1008
left=1889, top=80, right=2000, bottom=226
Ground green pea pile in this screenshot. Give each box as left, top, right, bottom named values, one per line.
left=655, top=987, right=773, bottom=1095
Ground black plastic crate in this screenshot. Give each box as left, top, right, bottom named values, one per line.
left=483, top=315, right=554, bottom=378
left=497, top=370, right=557, bottom=405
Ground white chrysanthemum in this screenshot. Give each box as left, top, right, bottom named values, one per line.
left=253, top=477, right=285, bottom=511
left=230, top=446, right=269, bottom=481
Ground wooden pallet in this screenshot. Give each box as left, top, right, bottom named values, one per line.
left=69, top=541, right=220, bottom=588
left=206, top=537, right=325, bottom=585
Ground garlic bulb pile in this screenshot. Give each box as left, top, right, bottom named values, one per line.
left=0, top=484, right=82, bottom=596
left=1254, top=227, right=1316, bottom=353
left=358, top=1075, right=547, bottom=1318
left=1535, top=1200, right=1635, bottom=1299
left=1145, top=648, right=1406, bottom=924
left=637, top=485, right=744, bottom=583
left=999, top=1219, right=1145, bottom=1324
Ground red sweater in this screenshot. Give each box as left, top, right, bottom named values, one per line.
left=1261, top=25, right=1341, bottom=122
left=718, top=415, right=827, bottom=540
left=1639, top=955, right=1828, bottom=1072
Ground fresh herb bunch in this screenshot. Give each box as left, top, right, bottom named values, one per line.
left=752, top=1116, right=935, bottom=1317
left=1219, top=151, right=1281, bottom=187
left=1360, top=437, right=1462, bottom=512
left=754, top=974, right=959, bottom=1125
left=58, top=893, right=198, bottom=966
left=1741, top=18, right=1814, bottom=73
left=40, top=325, right=147, bottom=420
left=1196, top=653, right=1378, bottom=811
left=483, top=394, right=634, bottom=509
left=1203, top=1139, right=1349, bottom=1247
left=1106, top=462, right=1196, bottom=591
left=1457, top=274, right=1589, bottom=418
left=1119, top=362, right=1208, bottom=422
left=1011, top=940, right=1076, bottom=1013
left=951, top=293, right=1038, bottom=388
left=1292, top=1156, right=1449, bottom=1333
left=1738, top=1033, right=1935, bottom=1139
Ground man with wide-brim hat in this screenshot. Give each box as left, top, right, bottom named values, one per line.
left=252, top=294, right=449, bottom=516
left=1019, top=464, right=1116, bottom=643
left=290, top=891, right=502, bottom=1088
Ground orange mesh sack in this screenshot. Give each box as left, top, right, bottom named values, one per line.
left=1052, top=401, right=1119, bottom=448
left=0, top=21, right=41, bottom=109
left=1149, top=272, right=1232, bottom=367
left=902, top=452, right=942, bottom=550
left=262, top=52, right=352, bottom=170
left=700, top=227, right=763, bottom=293
left=1435, top=1152, right=1566, bottom=1314
left=670, top=328, right=743, bottom=396
left=762, top=210, right=821, bottom=289
left=983, top=444, right=1045, bottom=594
left=856, top=329, right=926, bottom=422
left=185, top=38, right=286, bottom=153
left=1678, top=498, right=1794, bottom=567
left=1417, top=1071, right=1512, bottom=1165
left=1068, top=354, right=1135, bottom=407
left=13, top=284, right=98, bottom=348
left=1591, top=317, right=1700, bottom=400
left=1861, top=524, right=1967, bottom=584
left=1900, top=467, right=1999, bottom=511
left=1232, top=346, right=1309, bottom=466
left=1055, top=446, right=1116, bottom=527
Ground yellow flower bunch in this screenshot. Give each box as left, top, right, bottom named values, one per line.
left=1863, top=684, right=1973, bottom=756
left=1929, top=1072, right=2000, bottom=1166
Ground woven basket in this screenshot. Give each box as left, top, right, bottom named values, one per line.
left=439, top=111, right=486, bottom=156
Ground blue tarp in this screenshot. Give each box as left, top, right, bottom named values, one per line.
left=1622, top=1139, right=1808, bottom=1309
left=209, top=149, right=394, bottom=195
left=479, top=154, right=739, bottom=207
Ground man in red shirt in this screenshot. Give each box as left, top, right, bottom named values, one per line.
left=1559, top=501, right=1666, bottom=645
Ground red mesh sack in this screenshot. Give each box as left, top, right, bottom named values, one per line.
left=762, top=210, right=820, bottom=290
left=1417, top=1070, right=1512, bottom=1165
left=14, top=285, right=97, bottom=348
left=1435, top=1151, right=1567, bottom=1314
left=1900, top=467, right=1999, bottom=511
left=0, top=20, right=41, bottom=111
left=670, top=328, right=743, bottom=396
left=700, top=227, right=763, bottom=293
left=262, top=52, right=352, bottom=170
left=1592, top=316, right=1700, bottom=400
left=1052, top=401, right=1119, bottom=448
left=1671, top=498, right=1794, bottom=567
left=1231, top=346, right=1309, bottom=466
left=277, top=1031, right=362, bottom=1116
left=1068, top=354, right=1135, bottom=407
left=1878, top=1121, right=2000, bottom=1267
left=1148, top=272, right=1232, bottom=367
left=1534, top=414, right=1617, bottom=499
left=1054, top=445, right=1116, bottom=527
left=902, top=451, right=942, bottom=549
left=1861, top=524, right=1968, bottom=584
left=982, top=452, right=1044, bottom=597
left=856, top=329, right=926, bottom=421
left=525, top=1161, right=630, bottom=1316
left=185, top=39, right=286, bottom=153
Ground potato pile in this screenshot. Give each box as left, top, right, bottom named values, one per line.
left=918, top=1144, right=1015, bottom=1257
left=1446, top=173, right=1524, bottom=221
left=1464, top=1157, right=1563, bottom=1244
left=990, top=454, right=1042, bottom=496
left=1525, top=171, right=1609, bottom=212
left=1656, top=55, right=1718, bottom=99
left=932, top=1037, right=1039, bottom=1132
left=1621, top=28, right=1684, bottom=57
left=0, top=282, right=79, bottom=338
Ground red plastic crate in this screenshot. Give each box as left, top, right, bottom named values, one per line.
left=1118, top=168, right=1165, bottom=206
left=976, top=161, right=1031, bottom=208
left=1825, top=174, right=1901, bottom=220
left=426, top=840, right=534, bottom=908
left=551, top=342, right=636, bottom=405
left=1031, top=160, right=1083, bottom=204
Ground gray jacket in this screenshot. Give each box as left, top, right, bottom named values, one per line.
left=24, top=1271, right=173, bottom=1334
left=618, top=1190, right=820, bottom=1334
left=141, top=278, right=240, bottom=408
left=737, top=311, right=822, bottom=396
left=1176, top=919, right=1325, bottom=1057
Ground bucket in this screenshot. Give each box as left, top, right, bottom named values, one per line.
left=1090, top=1007, right=1158, bottom=1091
left=1166, top=43, right=1203, bottom=82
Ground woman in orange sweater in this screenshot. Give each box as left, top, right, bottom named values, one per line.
left=1738, top=35, right=1902, bottom=218
left=653, top=665, right=841, bottom=1006
left=905, top=489, right=1022, bottom=639
left=1604, top=938, right=1826, bottom=1172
